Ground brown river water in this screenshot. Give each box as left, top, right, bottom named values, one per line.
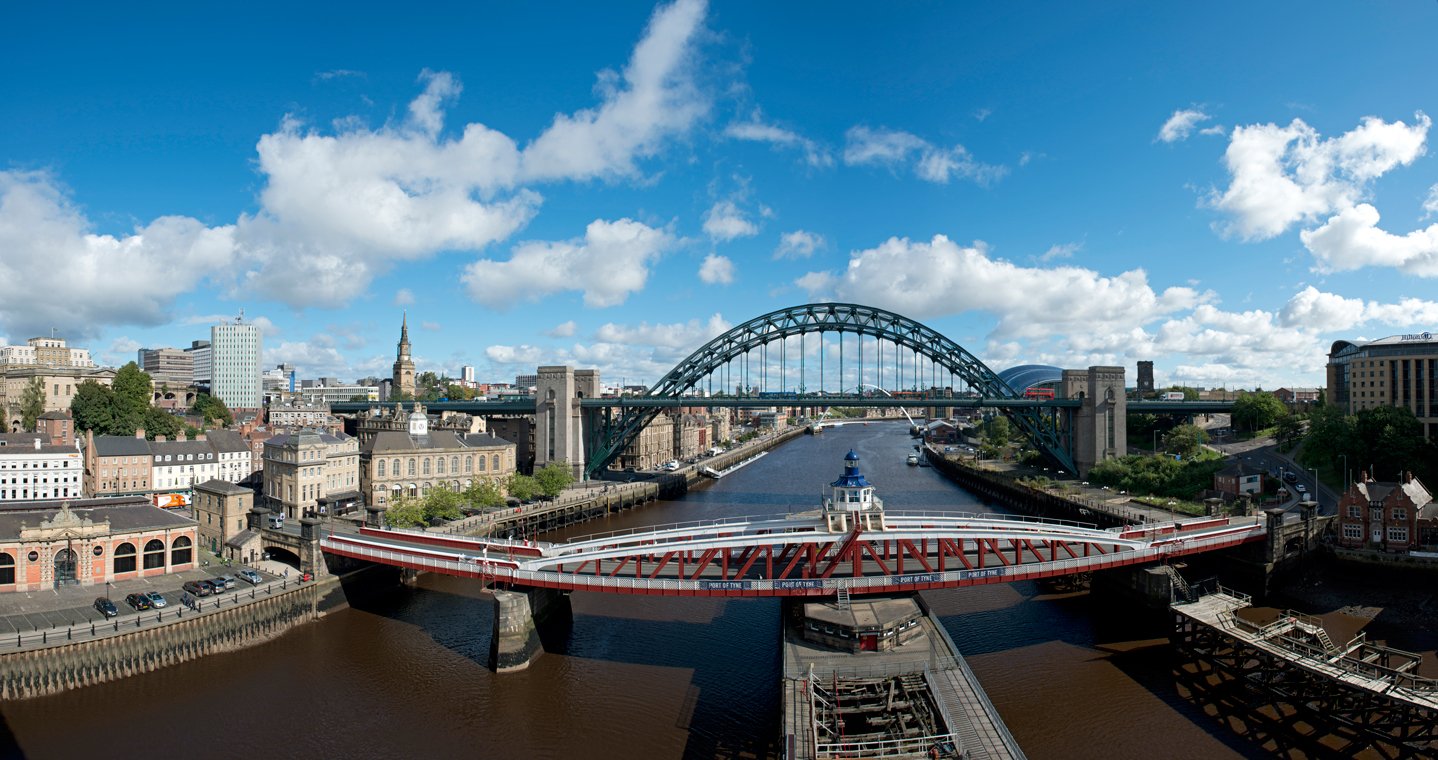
left=3, top=423, right=1433, bottom=759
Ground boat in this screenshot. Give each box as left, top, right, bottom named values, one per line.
left=906, top=453, right=919, bottom=466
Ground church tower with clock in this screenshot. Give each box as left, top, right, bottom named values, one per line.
left=393, top=314, right=416, bottom=399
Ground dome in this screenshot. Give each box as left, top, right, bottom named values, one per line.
left=845, top=450, right=860, bottom=461
left=997, top=364, right=1063, bottom=394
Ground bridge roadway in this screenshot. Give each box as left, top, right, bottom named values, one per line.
left=331, top=397, right=1233, bottom=414
left=320, top=511, right=1265, bottom=598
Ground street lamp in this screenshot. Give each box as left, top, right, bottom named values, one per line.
left=1310, top=467, right=1319, bottom=498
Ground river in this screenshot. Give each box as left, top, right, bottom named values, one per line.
left=2, top=423, right=1429, bottom=759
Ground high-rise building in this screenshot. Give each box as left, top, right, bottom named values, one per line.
left=186, top=340, right=212, bottom=387
left=138, top=347, right=195, bottom=384
left=515, top=374, right=538, bottom=391
left=462, top=365, right=475, bottom=383
left=210, top=314, right=262, bottom=411
left=1329, top=332, right=1438, bottom=441
left=393, top=315, right=415, bottom=399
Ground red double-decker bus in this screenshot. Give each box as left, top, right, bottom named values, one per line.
left=1023, top=387, right=1055, bottom=400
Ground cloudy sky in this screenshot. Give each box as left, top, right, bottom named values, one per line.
left=3, top=1, right=1437, bottom=390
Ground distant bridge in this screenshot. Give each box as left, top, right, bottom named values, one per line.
left=321, top=513, right=1264, bottom=598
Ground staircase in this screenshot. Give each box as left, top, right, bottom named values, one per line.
left=836, top=584, right=851, bottom=610
left=1161, top=565, right=1197, bottom=603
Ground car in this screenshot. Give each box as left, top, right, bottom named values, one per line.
left=1295, top=484, right=1307, bottom=493
left=93, top=597, right=119, bottom=618
left=236, top=569, right=263, bottom=584
left=145, top=591, right=167, bottom=608
left=1284, top=472, right=1298, bottom=483
left=216, top=574, right=237, bottom=589
left=181, top=580, right=212, bottom=597
left=205, top=579, right=228, bottom=594
left=124, top=593, right=152, bottom=611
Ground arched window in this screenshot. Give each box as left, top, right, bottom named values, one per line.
left=408, top=459, right=416, bottom=476
left=478, top=456, right=486, bottom=472
left=143, top=539, right=166, bottom=570
left=392, top=459, right=401, bottom=477
left=377, top=460, right=386, bottom=478
left=0, top=552, right=13, bottom=585
left=422, top=482, right=432, bottom=494
left=114, top=543, right=137, bottom=573
left=493, top=454, right=501, bottom=472
left=450, top=457, right=459, bottom=475
left=171, top=535, right=192, bottom=566
left=465, top=456, right=473, bottom=473
left=435, top=457, right=444, bottom=475
left=423, top=458, right=431, bottom=476
left=408, top=484, right=418, bottom=497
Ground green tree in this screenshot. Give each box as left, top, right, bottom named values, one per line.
left=70, top=380, right=117, bottom=434
left=422, top=484, right=465, bottom=522
left=506, top=473, right=539, bottom=501
left=383, top=493, right=427, bottom=528
left=982, top=417, right=1010, bottom=448
left=1162, top=424, right=1205, bottom=458
left=463, top=479, right=506, bottom=509
left=1231, top=392, right=1284, bottom=432
left=143, top=406, right=182, bottom=441
left=190, top=393, right=233, bottom=426
left=533, top=462, right=575, bottom=499
left=348, top=394, right=370, bottom=402
left=1274, top=412, right=1303, bottom=449
left=19, top=377, right=45, bottom=432
left=110, top=362, right=154, bottom=436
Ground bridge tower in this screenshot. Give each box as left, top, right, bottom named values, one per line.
left=823, top=450, right=886, bottom=533
left=534, top=366, right=599, bottom=478
left=1061, top=366, right=1127, bottom=477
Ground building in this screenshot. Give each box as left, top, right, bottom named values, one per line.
left=708, top=414, right=731, bottom=447
left=299, top=383, right=378, bottom=405
left=488, top=416, right=535, bottom=473
left=0, top=434, right=83, bottom=502
left=263, top=429, right=360, bottom=519
left=0, top=337, right=95, bottom=368
left=270, top=401, right=332, bottom=429
left=0, top=497, right=197, bottom=592
left=352, top=403, right=475, bottom=447
left=185, top=340, right=211, bottom=388
left=1334, top=471, right=1435, bottom=553
left=393, top=315, right=416, bottom=399
left=617, top=412, right=674, bottom=470
left=1136, top=360, right=1154, bottom=398
left=210, top=315, right=263, bottom=412
left=194, top=479, right=255, bottom=557
left=515, top=374, right=538, bottom=392
left=82, top=430, right=154, bottom=499
left=1213, top=461, right=1266, bottom=498
left=36, top=410, right=74, bottom=447
left=138, top=347, right=194, bottom=385
left=1273, top=387, right=1322, bottom=404
left=199, top=429, right=252, bottom=484
left=462, top=365, right=475, bottom=383
left=675, top=412, right=704, bottom=460
left=1, top=366, right=117, bottom=433
left=1328, top=333, right=1438, bottom=440
left=240, top=423, right=275, bottom=475
left=360, top=410, right=515, bottom=509
left=147, top=436, right=222, bottom=509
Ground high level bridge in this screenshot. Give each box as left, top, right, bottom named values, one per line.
left=333, top=303, right=1231, bottom=479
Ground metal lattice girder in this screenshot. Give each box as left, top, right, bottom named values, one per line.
left=586, top=303, right=1076, bottom=476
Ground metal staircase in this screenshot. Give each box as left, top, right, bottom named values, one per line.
left=836, top=584, right=851, bottom=610
left=1161, top=565, right=1197, bottom=603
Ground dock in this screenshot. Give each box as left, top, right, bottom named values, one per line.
left=781, top=596, right=1025, bottom=760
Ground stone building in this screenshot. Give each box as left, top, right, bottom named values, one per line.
left=392, top=314, right=416, bottom=399
left=269, top=401, right=332, bottom=429
left=1, top=365, right=116, bottom=433
left=617, top=412, right=674, bottom=470
left=360, top=409, right=515, bottom=509
left=240, top=423, right=275, bottom=474
left=194, top=479, right=254, bottom=556
left=708, top=414, right=731, bottom=447
left=0, top=496, right=196, bottom=592
left=487, top=416, right=535, bottom=474
left=0, top=434, right=83, bottom=502
left=1, top=337, right=95, bottom=368
left=352, top=403, right=474, bottom=447
left=674, top=413, right=704, bottom=460
left=262, top=429, right=360, bottom=519
left=1334, top=471, right=1435, bottom=552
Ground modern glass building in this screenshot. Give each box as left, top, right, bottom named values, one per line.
left=1328, top=332, right=1438, bottom=440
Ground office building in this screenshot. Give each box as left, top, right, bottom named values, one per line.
left=1328, top=332, right=1438, bottom=440
left=210, top=314, right=262, bottom=412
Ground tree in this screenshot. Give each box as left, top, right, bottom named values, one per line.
left=1231, top=392, right=1284, bottom=432
left=110, top=362, right=153, bottom=436
left=422, top=484, right=464, bottom=522
left=191, top=393, right=233, bottom=426
left=143, top=406, right=182, bottom=441
left=1274, top=412, right=1303, bottom=449
left=348, top=394, right=370, bottom=402
left=463, top=479, right=506, bottom=509
left=70, top=380, right=116, bottom=434
left=384, top=493, right=427, bottom=528
left=534, top=462, right=575, bottom=499
left=20, top=377, right=45, bottom=432
left=1162, top=424, right=1205, bottom=459
left=982, top=417, right=1010, bottom=448
left=506, top=473, right=539, bottom=501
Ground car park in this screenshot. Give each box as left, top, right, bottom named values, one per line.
left=93, top=597, right=119, bottom=618
left=182, top=580, right=212, bottom=597
left=145, top=591, right=167, bottom=608
left=237, top=569, right=263, bottom=584
left=124, top=593, right=152, bottom=611
left=216, top=574, right=237, bottom=589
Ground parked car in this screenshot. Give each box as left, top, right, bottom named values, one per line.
left=236, top=569, right=263, bottom=584
left=205, top=579, right=227, bottom=594
left=144, top=591, right=168, bottom=608
left=124, top=593, right=152, bottom=611
left=216, top=574, right=237, bottom=589
left=181, top=580, right=212, bottom=597
left=93, top=597, right=119, bottom=618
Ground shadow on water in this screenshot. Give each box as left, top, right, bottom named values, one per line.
left=0, top=712, right=26, bottom=760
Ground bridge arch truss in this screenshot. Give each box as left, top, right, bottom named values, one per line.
left=587, top=303, right=1075, bottom=476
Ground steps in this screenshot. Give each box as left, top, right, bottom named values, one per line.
left=836, top=585, right=851, bottom=610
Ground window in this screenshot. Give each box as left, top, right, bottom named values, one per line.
left=392, top=459, right=400, bottom=477
left=1342, top=524, right=1362, bottom=540
left=451, top=457, right=459, bottom=475
left=1394, top=507, right=1407, bottom=522
left=0, top=552, right=12, bottom=585
left=114, top=543, right=137, bottom=573
left=408, top=458, right=416, bottom=476
left=378, top=460, right=386, bottom=477
left=1372, top=508, right=1384, bottom=522
left=493, top=454, right=500, bottom=471
left=171, top=536, right=192, bottom=565
left=1347, top=505, right=1361, bottom=518
left=465, top=456, right=472, bottom=473
left=423, top=458, right=431, bottom=476
left=1388, top=526, right=1409, bottom=543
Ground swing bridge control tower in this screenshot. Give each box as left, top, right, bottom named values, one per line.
left=822, top=450, right=886, bottom=534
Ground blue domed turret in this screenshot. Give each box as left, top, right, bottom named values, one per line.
left=830, top=450, right=871, bottom=489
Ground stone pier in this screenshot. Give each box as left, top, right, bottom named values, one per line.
left=488, top=585, right=570, bottom=673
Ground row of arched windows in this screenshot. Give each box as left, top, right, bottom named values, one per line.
left=375, top=454, right=504, bottom=478
left=0, top=537, right=192, bottom=584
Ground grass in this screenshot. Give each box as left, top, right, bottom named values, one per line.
left=1129, top=495, right=1208, bottom=516
left=1235, top=426, right=1277, bottom=441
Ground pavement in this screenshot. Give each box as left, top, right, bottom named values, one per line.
left=0, top=551, right=293, bottom=634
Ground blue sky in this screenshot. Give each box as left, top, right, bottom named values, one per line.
left=3, top=1, right=1437, bottom=391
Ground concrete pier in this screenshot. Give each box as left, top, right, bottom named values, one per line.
left=488, top=585, right=569, bottom=673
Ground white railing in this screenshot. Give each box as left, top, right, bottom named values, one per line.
left=816, top=733, right=959, bottom=758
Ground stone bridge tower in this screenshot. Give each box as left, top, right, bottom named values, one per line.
left=1061, top=365, right=1126, bottom=477
left=534, top=366, right=599, bottom=478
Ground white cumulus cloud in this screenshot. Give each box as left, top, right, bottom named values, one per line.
left=594, top=313, right=731, bottom=348
left=698, top=253, right=736, bottom=284
left=545, top=320, right=578, bottom=338
left=1156, top=108, right=1212, bottom=143
left=701, top=200, right=758, bottom=241
left=843, top=126, right=1006, bottom=186
left=774, top=230, right=825, bottom=260
left=462, top=218, right=676, bottom=310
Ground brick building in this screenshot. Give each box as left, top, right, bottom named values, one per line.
left=1334, top=472, right=1435, bottom=552
left=0, top=496, right=196, bottom=592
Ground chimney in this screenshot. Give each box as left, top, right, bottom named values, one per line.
left=1405, top=471, right=1413, bottom=484
left=1360, top=470, right=1369, bottom=483
left=33, top=438, right=41, bottom=450
left=197, top=434, right=207, bottom=441
left=155, top=435, right=166, bottom=443
left=135, top=427, right=146, bottom=439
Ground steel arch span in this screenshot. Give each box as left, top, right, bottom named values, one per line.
left=585, top=303, right=1075, bottom=476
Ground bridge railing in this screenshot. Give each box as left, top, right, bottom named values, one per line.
left=323, top=522, right=1264, bottom=593
left=564, top=513, right=815, bottom=544
left=886, top=509, right=1098, bottom=531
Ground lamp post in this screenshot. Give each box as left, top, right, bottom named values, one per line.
left=1310, top=467, right=1319, bottom=499
left=1340, top=454, right=1348, bottom=491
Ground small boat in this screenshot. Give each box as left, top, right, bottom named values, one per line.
left=906, top=453, right=919, bottom=466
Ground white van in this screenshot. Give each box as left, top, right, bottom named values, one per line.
left=268, top=513, right=285, bottom=529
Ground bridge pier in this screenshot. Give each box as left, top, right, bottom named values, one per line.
left=489, top=585, right=570, bottom=673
